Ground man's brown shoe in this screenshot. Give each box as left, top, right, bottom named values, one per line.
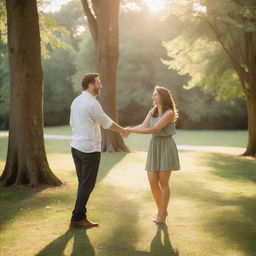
left=70, top=217, right=99, bottom=228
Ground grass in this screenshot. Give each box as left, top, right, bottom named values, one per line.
left=0, top=129, right=255, bottom=256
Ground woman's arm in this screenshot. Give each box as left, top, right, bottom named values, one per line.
left=127, top=110, right=175, bottom=134
left=132, top=109, right=153, bottom=129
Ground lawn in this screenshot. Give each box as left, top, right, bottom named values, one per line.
left=0, top=128, right=255, bottom=256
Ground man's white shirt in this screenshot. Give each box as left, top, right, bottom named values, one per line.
left=70, top=91, right=113, bottom=153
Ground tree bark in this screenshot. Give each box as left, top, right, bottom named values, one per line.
left=81, top=0, right=129, bottom=152
left=0, top=0, right=63, bottom=186
left=242, top=32, right=256, bottom=156
left=243, top=86, right=256, bottom=156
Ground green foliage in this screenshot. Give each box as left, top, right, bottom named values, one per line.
left=0, top=44, right=9, bottom=129
left=49, top=5, right=247, bottom=129
left=41, top=1, right=85, bottom=125
left=0, top=1, right=6, bottom=46
left=163, top=0, right=256, bottom=99
left=0, top=0, right=74, bottom=128
left=50, top=0, right=85, bottom=51
left=50, top=0, right=90, bottom=94
left=39, top=11, right=68, bottom=58
left=0, top=0, right=248, bottom=130
left=116, top=11, right=187, bottom=124
left=162, top=37, right=243, bottom=100
left=0, top=1, right=69, bottom=58
left=179, top=87, right=247, bottom=129
left=71, top=31, right=95, bottom=93
left=43, top=46, right=77, bottom=126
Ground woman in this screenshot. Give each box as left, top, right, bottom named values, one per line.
left=127, top=86, right=180, bottom=224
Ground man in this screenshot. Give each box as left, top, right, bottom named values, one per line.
left=69, top=73, right=129, bottom=228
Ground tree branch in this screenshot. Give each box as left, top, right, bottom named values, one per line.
left=227, top=23, right=247, bottom=65
left=197, top=15, right=250, bottom=94
left=80, top=0, right=97, bottom=43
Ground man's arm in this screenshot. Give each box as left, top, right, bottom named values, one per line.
left=109, top=122, right=130, bottom=138
left=90, top=101, right=129, bottom=137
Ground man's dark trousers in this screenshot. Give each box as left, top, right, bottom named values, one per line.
left=71, top=147, right=101, bottom=222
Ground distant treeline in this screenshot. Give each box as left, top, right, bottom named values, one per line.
left=0, top=3, right=247, bottom=130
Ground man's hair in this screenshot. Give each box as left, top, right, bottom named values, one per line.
left=82, top=73, right=99, bottom=90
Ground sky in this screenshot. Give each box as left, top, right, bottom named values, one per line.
left=41, top=0, right=72, bottom=12
left=43, top=0, right=166, bottom=13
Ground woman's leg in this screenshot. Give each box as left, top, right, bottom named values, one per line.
left=158, top=170, right=172, bottom=222
left=147, top=171, right=161, bottom=210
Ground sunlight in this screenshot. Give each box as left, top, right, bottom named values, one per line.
left=75, top=25, right=86, bottom=36
left=41, top=0, right=72, bottom=12
left=142, top=0, right=165, bottom=12
left=193, top=2, right=207, bottom=15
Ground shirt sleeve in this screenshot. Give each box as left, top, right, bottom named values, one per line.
left=69, top=103, right=74, bottom=128
left=90, top=100, right=113, bottom=129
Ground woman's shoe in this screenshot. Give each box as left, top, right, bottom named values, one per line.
left=154, top=210, right=168, bottom=224
left=153, top=217, right=159, bottom=223
left=153, top=210, right=159, bottom=223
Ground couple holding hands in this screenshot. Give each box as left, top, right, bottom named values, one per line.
left=69, top=73, right=180, bottom=228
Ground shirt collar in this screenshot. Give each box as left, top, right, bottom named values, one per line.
left=82, top=90, right=95, bottom=99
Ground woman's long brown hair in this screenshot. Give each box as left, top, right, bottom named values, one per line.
left=152, top=86, right=179, bottom=121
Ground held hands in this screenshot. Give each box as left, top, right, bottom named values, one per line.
left=120, top=128, right=130, bottom=138
left=120, top=127, right=136, bottom=138
left=126, top=127, right=134, bottom=133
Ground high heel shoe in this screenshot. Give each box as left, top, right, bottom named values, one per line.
left=153, top=210, right=161, bottom=223
left=153, top=210, right=168, bottom=224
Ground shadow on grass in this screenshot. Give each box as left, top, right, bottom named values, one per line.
left=0, top=152, right=126, bottom=230
left=97, top=152, right=126, bottom=182
left=204, top=153, right=256, bottom=183
left=95, top=185, right=179, bottom=256
left=36, top=228, right=95, bottom=256
left=203, top=195, right=256, bottom=255
left=137, top=224, right=179, bottom=256
left=34, top=184, right=179, bottom=256
left=0, top=190, right=73, bottom=230
left=175, top=152, right=256, bottom=255
left=203, top=153, right=256, bottom=255
left=35, top=187, right=138, bottom=256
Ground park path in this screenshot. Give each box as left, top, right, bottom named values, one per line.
left=0, top=132, right=246, bottom=155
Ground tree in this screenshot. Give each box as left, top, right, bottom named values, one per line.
left=80, top=0, right=129, bottom=152
left=0, top=0, right=62, bottom=186
left=164, top=0, right=256, bottom=156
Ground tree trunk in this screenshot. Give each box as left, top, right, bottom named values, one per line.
left=95, top=0, right=129, bottom=152
left=242, top=32, right=256, bottom=156
left=0, top=0, right=62, bottom=186
left=81, top=0, right=129, bottom=152
left=243, top=88, right=256, bottom=156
